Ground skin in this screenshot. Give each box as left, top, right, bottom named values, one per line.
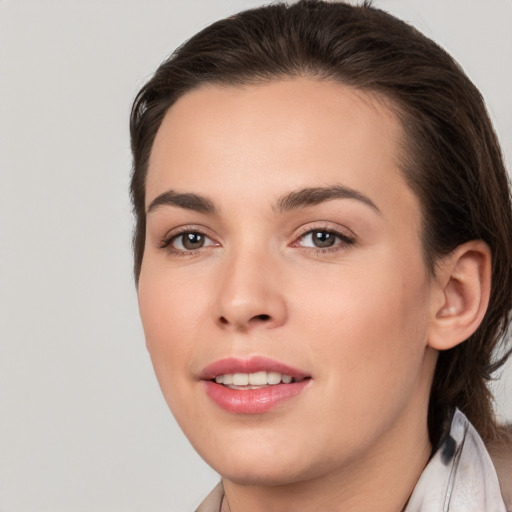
left=138, top=78, right=481, bottom=512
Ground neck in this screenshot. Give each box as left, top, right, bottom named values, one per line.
left=222, top=406, right=432, bottom=512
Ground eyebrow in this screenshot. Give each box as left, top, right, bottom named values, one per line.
left=146, top=184, right=380, bottom=216
left=147, top=190, right=217, bottom=215
left=274, top=185, right=381, bottom=214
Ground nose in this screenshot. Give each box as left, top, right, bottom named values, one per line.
left=214, top=249, right=287, bottom=332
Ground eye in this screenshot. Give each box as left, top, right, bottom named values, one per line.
left=295, top=228, right=355, bottom=251
left=162, top=230, right=218, bottom=253
left=301, top=230, right=337, bottom=248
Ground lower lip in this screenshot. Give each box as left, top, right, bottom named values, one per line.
left=202, top=380, right=310, bottom=414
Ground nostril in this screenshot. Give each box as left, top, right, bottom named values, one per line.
left=253, top=314, right=271, bottom=322
left=217, top=313, right=274, bottom=327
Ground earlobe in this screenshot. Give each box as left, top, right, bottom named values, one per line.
left=428, top=240, right=491, bottom=351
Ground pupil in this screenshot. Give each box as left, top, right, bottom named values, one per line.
left=313, top=231, right=335, bottom=248
left=183, top=233, right=204, bottom=250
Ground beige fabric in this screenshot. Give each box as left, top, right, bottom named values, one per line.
left=195, top=481, right=224, bottom=512
left=488, top=431, right=512, bottom=511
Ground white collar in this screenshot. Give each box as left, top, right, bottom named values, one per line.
left=405, top=409, right=507, bottom=512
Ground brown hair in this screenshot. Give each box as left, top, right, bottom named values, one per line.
left=130, top=0, right=512, bottom=444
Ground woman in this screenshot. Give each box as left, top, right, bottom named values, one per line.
left=130, top=1, right=512, bottom=510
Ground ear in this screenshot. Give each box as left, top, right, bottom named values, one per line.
left=428, top=240, right=492, bottom=351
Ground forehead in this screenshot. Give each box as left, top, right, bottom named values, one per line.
left=146, top=78, right=413, bottom=216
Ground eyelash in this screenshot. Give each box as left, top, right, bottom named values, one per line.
left=292, top=226, right=356, bottom=254
left=159, top=227, right=216, bottom=257
left=159, top=226, right=356, bottom=256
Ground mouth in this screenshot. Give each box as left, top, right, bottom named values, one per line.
left=212, top=371, right=305, bottom=389
left=200, top=357, right=311, bottom=414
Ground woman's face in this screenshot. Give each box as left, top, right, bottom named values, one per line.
left=138, top=79, right=439, bottom=485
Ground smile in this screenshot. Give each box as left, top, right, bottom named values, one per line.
left=200, top=357, right=311, bottom=414
left=214, top=371, right=297, bottom=388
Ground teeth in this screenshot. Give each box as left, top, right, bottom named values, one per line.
left=248, top=371, right=267, bottom=385
left=233, top=373, right=249, bottom=386
left=267, top=371, right=281, bottom=385
left=213, top=371, right=295, bottom=387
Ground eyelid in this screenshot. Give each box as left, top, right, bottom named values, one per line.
left=158, top=225, right=220, bottom=253
left=157, top=222, right=355, bottom=255
left=292, top=222, right=356, bottom=241
left=290, top=223, right=357, bottom=250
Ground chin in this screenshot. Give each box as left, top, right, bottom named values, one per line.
left=215, top=460, right=310, bottom=487
left=198, top=438, right=327, bottom=488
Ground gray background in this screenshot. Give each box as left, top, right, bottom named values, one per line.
left=1, top=0, right=510, bottom=510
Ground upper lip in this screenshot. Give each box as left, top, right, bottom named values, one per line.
left=199, top=356, right=310, bottom=381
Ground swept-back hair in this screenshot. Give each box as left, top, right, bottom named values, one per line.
left=130, top=0, right=512, bottom=444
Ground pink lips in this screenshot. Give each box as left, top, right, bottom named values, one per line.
left=200, top=356, right=311, bottom=414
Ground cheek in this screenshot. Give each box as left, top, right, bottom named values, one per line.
left=137, top=275, right=200, bottom=429
left=293, top=251, right=431, bottom=410
left=137, top=266, right=205, bottom=384
left=138, top=260, right=209, bottom=335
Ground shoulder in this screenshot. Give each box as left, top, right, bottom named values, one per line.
left=488, top=425, right=512, bottom=511
left=195, top=481, right=224, bottom=512
left=407, top=409, right=508, bottom=511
